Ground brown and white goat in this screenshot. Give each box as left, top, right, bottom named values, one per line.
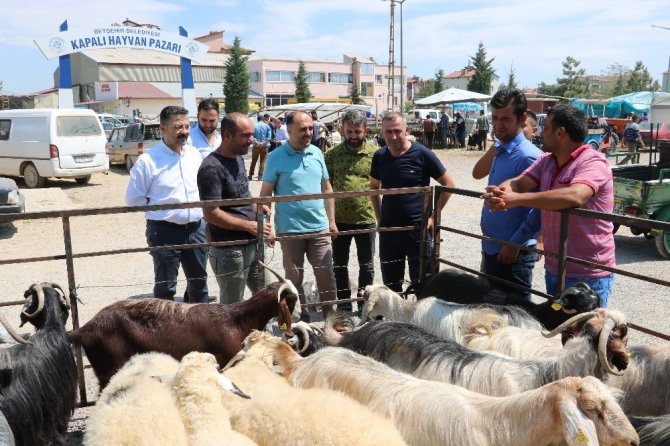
left=68, top=264, right=298, bottom=389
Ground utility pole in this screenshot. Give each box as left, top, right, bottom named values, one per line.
left=398, top=0, right=406, bottom=113
left=387, top=0, right=395, bottom=112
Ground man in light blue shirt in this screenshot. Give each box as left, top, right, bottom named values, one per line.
left=260, top=111, right=338, bottom=320
left=249, top=114, right=272, bottom=180
left=126, top=105, right=208, bottom=303
left=472, top=88, right=541, bottom=300
left=187, top=98, right=222, bottom=159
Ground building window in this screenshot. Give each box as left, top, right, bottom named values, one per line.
left=375, top=75, right=383, bottom=85
left=266, top=94, right=294, bottom=107
left=266, top=71, right=295, bottom=83
left=308, top=72, right=326, bottom=83
left=329, top=73, right=352, bottom=84
left=250, top=71, right=261, bottom=82
left=360, top=82, right=374, bottom=97
left=360, top=63, right=374, bottom=75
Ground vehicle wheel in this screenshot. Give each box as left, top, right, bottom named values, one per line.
left=655, top=230, right=670, bottom=259
left=75, top=175, right=92, bottom=184
left=125, top=155, right=135, bottom=171
left=22, top=163, right=46, bottom=188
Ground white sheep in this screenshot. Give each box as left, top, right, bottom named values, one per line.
left=84, top=352, right=254, bottom=446
left=220, top=330, right=408, bottom=446
left=268, top=342, right=638, bottom=446
left=361, top=284, right=543, bottom=342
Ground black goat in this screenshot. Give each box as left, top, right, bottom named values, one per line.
left=0, top=283, right=77, bottom=446
left=68, top=265, right=299, bottom=389
left=629, top=415, right=670, bottom=446
left=416, top=268, right=600, bottom=329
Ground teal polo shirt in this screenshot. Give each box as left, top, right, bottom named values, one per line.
left=262, top=142, right=329, bottom=233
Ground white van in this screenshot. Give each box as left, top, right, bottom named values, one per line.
left=0, top=109, right=109, bottom=188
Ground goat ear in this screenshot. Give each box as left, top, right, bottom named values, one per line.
left=558, top=399, right=599, bottom=446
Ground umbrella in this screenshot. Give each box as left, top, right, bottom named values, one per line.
left=452, top=102, right=482, bottom=112
left=415, top=87, right=491, bottom=106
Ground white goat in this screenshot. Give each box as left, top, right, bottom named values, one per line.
left=465, top=313, right=670, bottom=416
left=221, top=330, right=408, bottom=446
left=84, top=352, right=253, bottom=446
left=361, top=284, right=543, bottom=342
left=266, top=342, right=638, bottom=446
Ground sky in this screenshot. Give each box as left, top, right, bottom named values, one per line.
left=0, top=0, right=669, bottom=95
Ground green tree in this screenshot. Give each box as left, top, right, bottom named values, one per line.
left=223, top=36, right=250, bottom=114
left=413, top=79, right=436, bottom=100
left=603, top=63, right=631, bottom=96
left=626, top=61, right=660, bottom=92
left=467, top=42, right=496, bottom=94
left=294, top=60, right=311, bottom=103
left=556, top=56, right=588, bottom=98
left=506, top=65, right=518, bottom=89
left=350, top=82, right=364, bottom=104
left=434, top=69, right=444, bottom=93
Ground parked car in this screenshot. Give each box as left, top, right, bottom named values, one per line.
left=0, top=177, right=25, bottom=227
left=106, top=122, right=161, bottom=171
left=640, top=121, right=670, bottom=147
left=0, top=109, right=109, bottom=188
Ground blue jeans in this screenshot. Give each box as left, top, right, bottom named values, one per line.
left=482, top=248, right=536, bottom=302
left=332, top=222, right=376, bottom=311
left=146, top=219, right=209, bottom=303
left=209, top=243, right=267, bottom=304
left=545, top=271, right=614, bottom=308
left=379, top=228, right=433, bottom=293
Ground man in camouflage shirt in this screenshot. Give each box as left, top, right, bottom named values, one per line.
left=324, top=110, right=376, bottom=312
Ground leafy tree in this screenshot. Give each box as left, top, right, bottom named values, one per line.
left=294, top=60, right=311, bottom=103
left=603, top=63, right=631, bottom=96
left=413, top=79, right=436, bottom=100
left=467, top=42, right=496, bottom=94
left=537, top=81, right=562, bottom=96
left=556, top=56, right=588, bottom=98
left=506, top=65, right=518, bottom=89
left=223, top=36, right=250, bottom=114
left=434, top=69, right=444, bottom=93
left=350, top=82, right=364, bottom=104
left=626, top=61, right=660, bottom=92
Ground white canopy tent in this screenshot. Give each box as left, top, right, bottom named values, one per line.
left=650, top=95, right=670, bottom=123
left=261, top=102, right=371, bottom=124
left=415, top=87, right=492, bottom=106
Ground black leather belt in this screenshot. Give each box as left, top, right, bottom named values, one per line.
left=147, top=219, right=201, bottom=230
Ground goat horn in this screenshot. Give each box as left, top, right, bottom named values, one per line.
left=51, top=283, right=70, bottom=310
left=598, top=317, right=625, bottom=376
left=0, top=312, right=31, bottom=345
left=22, top=283, right=47, bottom=320
left=290, top=323, right=310, bottom=354
left=541, top=311, right=598, bottom=338
left=277, top=282, right=291, bottom=303
left=258, top=261, right=286, bottom=283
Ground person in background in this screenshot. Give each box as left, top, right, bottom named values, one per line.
left=260, top=111, right=338, bottom=321
left=187, top=98, right=221, bottom=159
left=197, top=112, right=271, bottom=303
left=126, top=105, right=209, bottom=303
left=423, top=114, right=435, bottom=149
left=439, top=109, right=451, bottom=148
left=371, top=112, right=456, bottom=293
left=475, top=110, right=489, bottom=151
left=483, top=104, right=615, bottom=307
left=324, top=110, right=376, bottom=312
left=455, top=112, right=466, bottom=148
left=472, top=88, right=542, bottom=301
left=249, top=114, right=272, bottom=180
left=272, top=116, right=288, bottom=150
left=618, top=114, right=645, bottom=165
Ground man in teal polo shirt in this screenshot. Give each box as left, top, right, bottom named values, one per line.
left=260, top=111, right=338, bottom=321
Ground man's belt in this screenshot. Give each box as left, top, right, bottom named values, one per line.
left=147, top=219, right=201, bottom=230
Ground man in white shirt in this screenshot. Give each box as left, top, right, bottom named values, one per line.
left=126, top=105, right=209, bottom=303
left=187, top=98, right=222, bottom=159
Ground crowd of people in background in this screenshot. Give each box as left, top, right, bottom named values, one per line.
left=125, top=88, right=617, bottom=319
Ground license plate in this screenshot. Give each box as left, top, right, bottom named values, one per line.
left=74, top=155, right=94, bottom=163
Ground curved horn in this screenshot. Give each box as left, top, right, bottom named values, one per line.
left=289, top=323, right=310, bottom=354
left=541, top=311, right=598, bottom=338
left=51, top=283, right=70, bottom=310
left=22, top=283, right=46, bottom=320
left=277, top=282, right=292, bottom=303
left=259, top=261, right=286, bottom=283
left=0, top=313, right=31, bottom=345
left=598, top=317, right=625, bottom=376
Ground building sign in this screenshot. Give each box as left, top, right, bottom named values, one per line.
left=94, top=82, right=119, bottom=101
left=35, top=26, right=208, bottom=62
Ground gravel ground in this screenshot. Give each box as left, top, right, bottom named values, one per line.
left=0, top=145, right=667, bottom=443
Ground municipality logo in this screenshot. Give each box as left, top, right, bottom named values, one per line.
left=185, top=42, right=200, bottom=58
left=48, top=37, right=66, bottom=54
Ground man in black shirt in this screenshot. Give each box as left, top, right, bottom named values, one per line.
left=197, top=113, right=272, bottom=303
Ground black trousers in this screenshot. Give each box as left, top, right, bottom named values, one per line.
left=332, top=222, right=376, bottom=311
left=379, top=227, right=433, bottom=293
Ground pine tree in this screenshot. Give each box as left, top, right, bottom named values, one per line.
left=467, top=42, right=496, bottom=94
left=223, top=36, right=250, bottom=114
left=556, top=56, right=588, bottom=98
left=506, top=65, right=518, bottom=89
left=434, top=69, right=444, bottom=93
left=350, top=82, right=364, bottom=104
left=294, top=60, right=311, bottom=103
left=626, top=61, right=659, bottom=92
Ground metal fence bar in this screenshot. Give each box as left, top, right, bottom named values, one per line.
left=418, top=188, right=433, bottom=280
left=556, top=212, right=570, bottom=293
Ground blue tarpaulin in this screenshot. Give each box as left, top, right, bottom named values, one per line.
left=571, top=92, right=670, bottom=118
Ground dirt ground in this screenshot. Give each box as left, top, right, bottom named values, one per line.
left=0, top=147, right=667, bottom=443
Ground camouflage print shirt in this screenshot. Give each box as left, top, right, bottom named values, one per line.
left=324, top=140, right=377, bottom=225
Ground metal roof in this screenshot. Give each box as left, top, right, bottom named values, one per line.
left=118, top=82, right=173, bottom=99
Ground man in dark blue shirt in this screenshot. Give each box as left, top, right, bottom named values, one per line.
left=371, top=112, right=456, bottom=292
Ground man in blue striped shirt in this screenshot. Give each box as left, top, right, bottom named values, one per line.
left=249, top=114, right=272, bottom=180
